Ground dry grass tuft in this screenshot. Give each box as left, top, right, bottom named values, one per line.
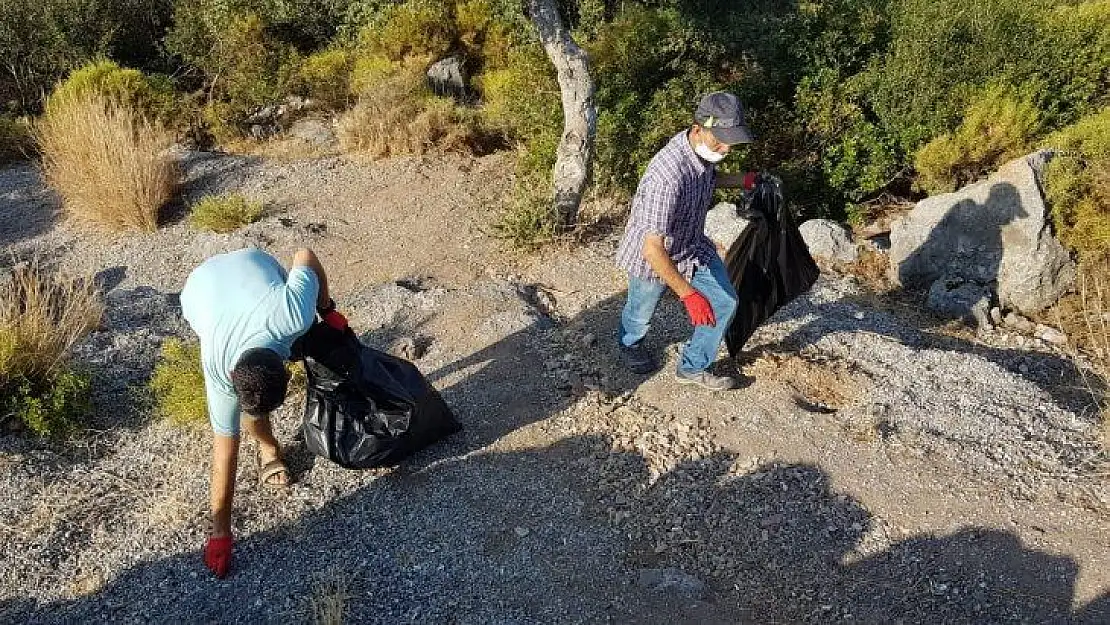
left=337, top=66, right=479, bottom=159
left=1055, top=257, right=1110, bottom=450
left=0, top=259, right=103, bottom=436
left=36, top=91, right=178, bottom=232
left=1077, top=266, right=1110, bottom=449
left=0, top=260, right=103, bottom=389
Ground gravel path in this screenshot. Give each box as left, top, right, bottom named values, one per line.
left=1, top=152, right=1108, bottom=624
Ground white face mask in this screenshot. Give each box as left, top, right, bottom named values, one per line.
left=694, top=142, right=726, bottom=163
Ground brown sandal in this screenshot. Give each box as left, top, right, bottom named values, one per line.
left=258, top=452, right=290, bottom=489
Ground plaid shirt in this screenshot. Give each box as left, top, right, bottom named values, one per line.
left=615, top=131, right=717, bottom=282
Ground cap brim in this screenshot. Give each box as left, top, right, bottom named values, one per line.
left=710, top=124, right=754, bottom=145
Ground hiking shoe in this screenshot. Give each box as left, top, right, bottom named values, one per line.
left=619, top=341, right=658, bottom=374
left=674, top=368, right=737, bottom=391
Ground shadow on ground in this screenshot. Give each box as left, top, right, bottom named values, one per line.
left=3, top=285, right=1107, bottom=623
left=4, top=433, right=1106, bottom=624
left=0, top=163, right=60, bottom=248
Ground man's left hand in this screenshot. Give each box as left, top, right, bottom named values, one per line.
left=204, top=534, right=233, bottom=579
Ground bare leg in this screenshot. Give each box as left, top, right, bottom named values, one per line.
left=242, top=415, right=288, bottom=485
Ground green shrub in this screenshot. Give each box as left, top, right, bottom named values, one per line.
left=0, top=0, right=173, bottom=115
left=863, top=0, right=1050, bottom=154
left=795, top=69, right=903, bottom=202
left=915, top=84, right=1042, bottom=193
left=455, top=0, right=513, bottom=71
left=0, top=115, right=32, bottom=163
left=1026, top=1, right=1110, bottom=127
left=46, top=60, right=176, bottom=122
left=190, top=193, right=264, bottom=233
left=3, top=369, right=92, bottom=438
left=1044, top=107, right=1110, bottom=256
left=358, top=1, right=455, bottom=62
left=349, top=54, right=400, bottom=97
left=0, top=260, right=102, bottom=438
left=150, top=338, right=208, bottom=427
left=167, top=8, right=301, bottom=141
left=299, top=48, right=354, bottom=109
left=477, top=47, right=559, bottom=144
left=493, top=189, right=559, bottom=250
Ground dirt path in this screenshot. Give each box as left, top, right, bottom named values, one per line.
left=1, top=152, right=1107, bottom=624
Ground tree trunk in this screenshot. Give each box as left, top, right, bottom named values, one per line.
left=526, top=0, right=597, bottom=230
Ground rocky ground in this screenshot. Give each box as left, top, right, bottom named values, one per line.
left=1, top=150, right=1108, bottom=624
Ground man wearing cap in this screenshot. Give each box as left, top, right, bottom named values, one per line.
left=614, top=91, right=755, bottom=390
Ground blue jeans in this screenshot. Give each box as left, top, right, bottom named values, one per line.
left=618, top=256, right=739, bottom=374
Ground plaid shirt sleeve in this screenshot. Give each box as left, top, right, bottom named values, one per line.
left=639, top=173, right=680, bottom=237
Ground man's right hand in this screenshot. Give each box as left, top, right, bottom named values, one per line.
left=204, top=533, right=233, bottom=578
left=681, top=291, right=716, bottom=326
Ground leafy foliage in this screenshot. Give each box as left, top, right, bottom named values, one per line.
left=150, top=338, right=208, bottom=427
left=1044, top=107, right=1110, bottom=256
left=189, top=193, right=265, bottom=232
left=915, top=84, right=1042, bottom=193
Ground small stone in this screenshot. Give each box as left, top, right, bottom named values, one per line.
left=990, top=307, right=1004, bottom=326
left=1034, top=324, right=1067, bottom=346
left=513, top=526, right=530, bottom=538
left=853, top=311, right=866, bottom=321
left=636, top=568, right=708, bottom=599
left=581, top=332, right=597, bottom=347
left=1004, top=312, right=1035, bottom=334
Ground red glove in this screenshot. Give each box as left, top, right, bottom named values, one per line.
left=204, top=534, right=233, bottom=579
left=322, top=309, right=348, bottom=331
left=681, top=291, right=716, bottom=327
left=742, top=171, right=759, bottom=190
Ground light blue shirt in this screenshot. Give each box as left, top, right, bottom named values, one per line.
left=180, top=248, right=319, bottom=436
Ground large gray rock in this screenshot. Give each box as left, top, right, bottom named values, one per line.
left=703, top=202, right=750, bottom=251
left=288, top=118, right=337, bottom=148
left=800, top=219, right=858, bottom=263
left=427, top=56, right=468, bottom=100
left=889, top=151, right=1075, bottom=314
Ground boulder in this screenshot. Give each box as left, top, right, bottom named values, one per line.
left=288, top=118, right=337, bottom=148
left=427, top=56, right=468, bottom=100
left=926, top=275, right=993, bottom=330
left=889, top=151, right=1075, bottom=314
left=799, top=219, right=859, bottom=263
left=703, top=202, right=750, bottom=251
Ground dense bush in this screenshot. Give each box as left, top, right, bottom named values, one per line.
left=0, top=0, right=174, bottom=114
left=4, top=0, right=1105, bottom=243
left=298, top=48, right=355, bottom=109
left=0, top=261, right=103, bottom=438
left=168, top=5, right=302, bottom=141
left=915, top=84, right=1042, bottom=193
left=1044, top=107, right=1110, bottom=256
left=0, top=116, right=33, bottom=164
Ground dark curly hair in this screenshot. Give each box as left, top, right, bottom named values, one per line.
left=230, top=348, right=290, bottom=417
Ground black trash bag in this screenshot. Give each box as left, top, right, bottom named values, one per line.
left=723, top=176, right=820, bottom=356
left=292, top=321, right=461, bottom=469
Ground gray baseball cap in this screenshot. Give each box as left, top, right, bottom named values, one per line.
left=694, top=92, right=754, bottom=145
